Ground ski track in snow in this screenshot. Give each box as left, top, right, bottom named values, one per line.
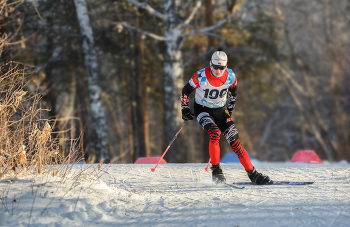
left=0, top=162, right=350, bottom=227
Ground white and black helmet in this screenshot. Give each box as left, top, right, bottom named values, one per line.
left=210, top=51, right=228, bottom=77
left=210, top=51, right=228, bottom=67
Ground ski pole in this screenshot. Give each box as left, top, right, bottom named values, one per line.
left=151, top=120, right=187, bottom=172
left=205, top=158, right=211, bottom=171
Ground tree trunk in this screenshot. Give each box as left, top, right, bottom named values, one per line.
left=74, top=0, right=110, bottom=163
left=132, top=29, right=146, bottom=160
left=127, top=31, right=139, bottom=162
left=124, top=66, right=134, bottom=163
left=163, top=1, right=184, bottom=162
left=138, top=30, right=151, bottom=157
left=204, top=0, right=215, bottom=48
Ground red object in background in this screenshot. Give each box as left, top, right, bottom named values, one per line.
left=291, top=150, right=323, bottom=164
left=134, top=156, right=167, bottom=164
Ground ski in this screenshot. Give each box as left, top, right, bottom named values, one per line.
left=223, top=183, right=245, bottom=189
left=231, top=181, right=314, bottom=186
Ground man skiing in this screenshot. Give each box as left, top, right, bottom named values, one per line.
left=181, top=51, right=271, bottom=185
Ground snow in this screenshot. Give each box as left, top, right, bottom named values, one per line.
left=1, top=161, right=350, bottom=227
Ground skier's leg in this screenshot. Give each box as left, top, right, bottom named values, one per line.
left=232, top=140, right=254, bottom=171
left=196, top=112, right=226, bottom=183
left=223, top=124, right=253, bottom=171
left=214, top=110, right=270, bottom=184
left=208, top=126, right=221, bottom=165
left=197, top=112, right=220, bottom=166
left=212, top=109, right=254, bottom=171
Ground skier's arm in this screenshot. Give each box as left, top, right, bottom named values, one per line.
left=181, top=83, right=194, bottom=108
left=227, top=82, right=237, bottom=115
left=181, top=72, right=200, bottom=120
left=181, top=83, right=195, bottom=120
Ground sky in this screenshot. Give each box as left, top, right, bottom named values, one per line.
left=0, top=161, right=349, bottom=227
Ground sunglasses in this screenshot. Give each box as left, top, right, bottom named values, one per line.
left=212, top=64, right=226, bottom=70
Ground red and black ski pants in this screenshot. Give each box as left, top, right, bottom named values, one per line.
left=194, top=103, right=253, bottom=171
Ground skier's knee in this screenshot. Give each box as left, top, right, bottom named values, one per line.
left=231, top=139, right=245, bottom=158
left=197, top=112, right=216, bottom=130
left=208, top=126, right=220, bottom=145
left=223, top=123, right=239, bottom=144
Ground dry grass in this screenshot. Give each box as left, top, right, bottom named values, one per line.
left=0, top=62, right=91, bottom=182
left=1, top=0, right=62, bottom=179
left=0, top=63, right=110, bottom=225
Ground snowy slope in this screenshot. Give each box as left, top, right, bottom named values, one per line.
left=1, top=162, right=350, bottom=227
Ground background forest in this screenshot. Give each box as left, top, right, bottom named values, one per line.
left=1, top=0, right=349, bottom=164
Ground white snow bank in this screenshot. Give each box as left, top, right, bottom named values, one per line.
left=1, top=162, right=350, bottom=227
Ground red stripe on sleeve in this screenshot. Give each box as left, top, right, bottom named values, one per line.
left=230, top=76, right=237, bottom=89
left=190, top=72, right=200, bottom=89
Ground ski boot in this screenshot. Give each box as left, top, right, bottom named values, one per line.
left=211, top=164, right=226, bottom=184
left=247, top=167, right=270, bottom=185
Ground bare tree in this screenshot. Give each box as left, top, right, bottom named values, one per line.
left=74, top=0, right=110, bottom=162
left=123, top=0, right=269, bottom=161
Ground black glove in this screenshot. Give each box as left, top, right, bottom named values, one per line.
left=182, top=108, right=194, bottom=120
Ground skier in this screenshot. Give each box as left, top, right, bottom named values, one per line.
left=181, top=51, right=271, bottom=185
